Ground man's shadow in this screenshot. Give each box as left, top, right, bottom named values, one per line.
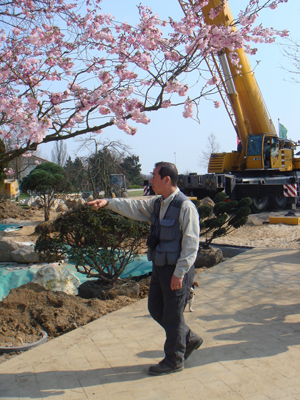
left=191, top=302, right=300, bottom=364
left=139, top=302, right=300, bottom=364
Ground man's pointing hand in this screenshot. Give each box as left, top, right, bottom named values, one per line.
left=87, top=199, right=108, bottom=210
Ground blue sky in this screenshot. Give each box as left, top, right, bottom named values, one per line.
left=40, top=0, right=300, bottom=175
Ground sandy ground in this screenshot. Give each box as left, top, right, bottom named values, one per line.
left=211, top=210, right=300, bottom=250
left=2, top=207, right=300, bottom=250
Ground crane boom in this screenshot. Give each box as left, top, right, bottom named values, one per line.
left=178, top=0, right=277, bottom=150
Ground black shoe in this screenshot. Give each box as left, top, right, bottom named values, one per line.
left=185, top=336, right=203, bottom=360
left=148, top=360, right=184, bottom=376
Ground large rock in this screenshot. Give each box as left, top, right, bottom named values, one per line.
left=199, top=197, right=215, bottom=208
left=194, top=246, right=223, bottom=268
left=32, top=264, right=81, bottom=296
left=11, top=246, right=40, bottom=263
left=72, top=198, right=85, bottom=210
left=246, top=214, right=269, bottom=226
left=56, top=202, right=69, bottom=212
left=0, top=238, right=21, bottom=262
left=64, top=198, right=85, bottom=210
left=78, top=280, right=140, bottom=300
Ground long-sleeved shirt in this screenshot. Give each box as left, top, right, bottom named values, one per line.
left=106, top=188, right=200, bottom=278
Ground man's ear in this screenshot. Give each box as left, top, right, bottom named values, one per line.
left=164, top=176, right=171, bottom=185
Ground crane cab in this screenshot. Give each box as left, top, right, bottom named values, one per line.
left=246, top=135, right=293, bottom=171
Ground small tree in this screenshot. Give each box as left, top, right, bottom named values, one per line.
left=198, top=133, right=221, bottom=171
left=35, top=206, right=149, bottom=283
left=120, top=155, right=143, bottom=186
left=198, top=193, right=252, bottom=248
left=51, top=141, right=68, bottom=167
left=21, top=162, right=69, bottom=221
left=64, top=156, right=87, bottom=193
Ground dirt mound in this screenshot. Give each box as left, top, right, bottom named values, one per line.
left=0, top=283, right=135, bottom=342
left=0, top=276, right=151, bottom=363
left=0, top=201, right=33, bottom=220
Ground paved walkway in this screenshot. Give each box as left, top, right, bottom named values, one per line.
left=0, top=248, right=299, bottom=400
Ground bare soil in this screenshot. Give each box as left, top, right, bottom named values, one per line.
left=0, top=200, right=34, bottom=220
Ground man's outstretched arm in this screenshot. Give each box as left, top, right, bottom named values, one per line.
left=87, top=197, right=157, bottom=223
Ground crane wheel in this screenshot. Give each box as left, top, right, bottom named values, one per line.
left=270, top=196, right=288, bottom=210
left=250, top=197, right=269, bottom=213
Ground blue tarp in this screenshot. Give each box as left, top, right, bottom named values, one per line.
left=0, top=256, right=152, bottom=301
left=0, top=224, right=23, bottom=232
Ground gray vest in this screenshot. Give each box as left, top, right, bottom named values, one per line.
left=147, top=191, right=189, bottom=266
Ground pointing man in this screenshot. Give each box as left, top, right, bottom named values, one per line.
left=88, top=161, right=202, bottom=375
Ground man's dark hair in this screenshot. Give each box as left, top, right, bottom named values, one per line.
left=155, top=162, right=178, bottom=186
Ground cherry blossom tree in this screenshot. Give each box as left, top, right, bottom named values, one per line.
left=0, top=0, right=289, bottom=172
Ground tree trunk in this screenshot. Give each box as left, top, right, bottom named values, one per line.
left=43, top=194, right=51, bottom=221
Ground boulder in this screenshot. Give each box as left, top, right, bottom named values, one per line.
left=86, top=195, right=94, bottom=202
left=78, top=280, right=140, bottom=300
left=30, top=200, right=43, bottom=208
left=11, top=246, right=40, bottom=263
left=0, top=238, right=21, bottom=262
left=194, top=246, right=223, bottom=268
left=19, top=196, right=38, bottom=207
left=199, top=197, right=215, bottom=208
left=246, top=214, right=268, bottom=226
left=64, top=199, right=74, bottom=209
left=56, top=202, right=69, bottom=212
left=32, top=264, right=81, bottom=296
left=72, top=198, right=85, bottom=210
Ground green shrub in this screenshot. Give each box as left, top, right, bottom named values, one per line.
left=35, top=206, right=149, bottom=283
left=214, top=192, right=227, bottom=204
left=197, top=194, right=252, bottom=248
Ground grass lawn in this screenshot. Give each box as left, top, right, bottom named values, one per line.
left=127, top=189, right=144, bottom=197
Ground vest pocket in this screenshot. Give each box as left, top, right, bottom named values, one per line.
left=166, top=249, right=180, bottom=265
left=159, top=219, right=176, bottom=241
left=154, top=249, right=167, bottom=266
left=154, top=249, right=180, bottom=266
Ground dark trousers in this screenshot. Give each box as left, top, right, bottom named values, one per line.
left=148, top=263, right=196, bottom=368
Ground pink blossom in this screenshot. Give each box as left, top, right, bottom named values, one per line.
left=161, top=100, right=171, bottom=108
left=99, top=106, right=111, bottom=115
left=178, top=85, right=189, bottom=97
left=214, top=101, right=221, bottom=109
left=183, top=100, right=193, bottom=119
left=22, top=152, right=34, bottom=158
left=207, top=76, right=219, bottom=85
left=4, top=168, right=15, bottom=176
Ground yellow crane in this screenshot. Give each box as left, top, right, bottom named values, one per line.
left=177, top=0, right=300, bottom=212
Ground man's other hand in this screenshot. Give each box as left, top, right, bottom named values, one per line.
left=87, top=199, right=108, bottom=210
left=170, top=275, right=183, bottom=291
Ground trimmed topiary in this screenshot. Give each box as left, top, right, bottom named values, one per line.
left=35, top=206, right=149, bottom=283
left=197, top=194, right=252, bottom=248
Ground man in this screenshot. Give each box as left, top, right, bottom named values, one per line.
left=88, top=161, right=202, bottom=375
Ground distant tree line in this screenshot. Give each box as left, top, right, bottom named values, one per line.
left=64, top=149, right=143, bottom=195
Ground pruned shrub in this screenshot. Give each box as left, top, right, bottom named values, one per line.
left=197, top=194, right=252, bottom=248
left=35, top=206, right=149, bottom=283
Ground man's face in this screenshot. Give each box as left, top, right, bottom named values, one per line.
left=150, top=166, right=166, bottom=195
